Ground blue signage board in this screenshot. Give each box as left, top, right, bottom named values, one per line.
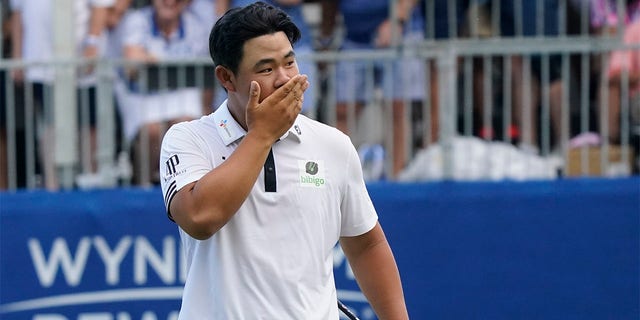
left=2, top=178, right=639, bottom=319
left=0, top=188, right=371, bottom=319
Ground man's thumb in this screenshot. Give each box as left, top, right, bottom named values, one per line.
left=248, top=81, right=260, bottom=107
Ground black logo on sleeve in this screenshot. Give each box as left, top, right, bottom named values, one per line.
left=166, top=155, right=180, bottom=176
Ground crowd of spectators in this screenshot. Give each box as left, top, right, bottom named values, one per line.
left=1, top=0, right=639, bottom=190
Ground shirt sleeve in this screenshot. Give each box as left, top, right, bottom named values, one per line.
left=159, top=123, right=214, bottom=220
left=120, top=8, right=147, bottom=47
left=339, top=136, right=378, bottom=237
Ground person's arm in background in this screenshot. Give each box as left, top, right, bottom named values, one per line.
left=82, top=2, right=113, bottom=74
left=318, top=0, right=338, bottom=50
left=107, top=0, right=132, bottom=29
left=374, top=0, right=417, bottom=47
left=215, top=0, right=230, bottom=18
left=274, top=0, right=302, bottom=7
left=217, top=0, right=304, bottom=14
left=120, top=9, right=157, bottom=79
left=122, top=46, right=154, bottom=79
left=623, top=20, right=640, bottom=86
left=9, top=8, right=23, bottom=83
left=2, top=1, right=11, bottom=51
left=340, top=223, right=409, bottom=320
left=83, top=4, right=110, bottom=59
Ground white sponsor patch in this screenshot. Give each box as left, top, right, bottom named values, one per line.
left=298, top=160, right=326, bottom=188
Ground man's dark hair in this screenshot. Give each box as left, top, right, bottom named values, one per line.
left=209, top=1, right=301, bottom=75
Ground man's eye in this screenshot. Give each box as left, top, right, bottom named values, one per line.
left=259, top=68, right=272, bottom=73
left=286, top=60, right=296, bottom=66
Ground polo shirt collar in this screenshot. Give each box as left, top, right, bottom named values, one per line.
left=212, top=100, right=303, bottom=146
left=151, top=12, right=185, bottom=41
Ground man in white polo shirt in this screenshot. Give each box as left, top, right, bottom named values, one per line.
left=159, top=2, right=408, bottom=319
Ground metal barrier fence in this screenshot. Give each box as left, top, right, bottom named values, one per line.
left=1, top=1, right=639, bottom=191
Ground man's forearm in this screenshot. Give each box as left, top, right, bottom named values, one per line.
left=169, top=131, right=273, bottom=240
left=341, top=224, right=409, bottom=319
left=354, top=242, right=408, bottom=319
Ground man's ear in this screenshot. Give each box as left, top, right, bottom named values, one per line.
left=215, top=66, right=236, bottom=92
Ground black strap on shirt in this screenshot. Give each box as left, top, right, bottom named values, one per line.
left=264, top=147, right=277, bottom=192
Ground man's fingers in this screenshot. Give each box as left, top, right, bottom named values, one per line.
left=268, top=74, right=308, bottom=102
left=248, top=81, right=261, bottom=108
left=286, top=75, right=310, bottom=105
left=293, top=77, right=310, bottom=104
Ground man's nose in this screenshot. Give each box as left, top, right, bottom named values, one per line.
left=274, top=68, right=293, bottom=89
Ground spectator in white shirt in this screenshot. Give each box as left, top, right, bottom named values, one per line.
left=115, top=0, right=210, bottom=185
